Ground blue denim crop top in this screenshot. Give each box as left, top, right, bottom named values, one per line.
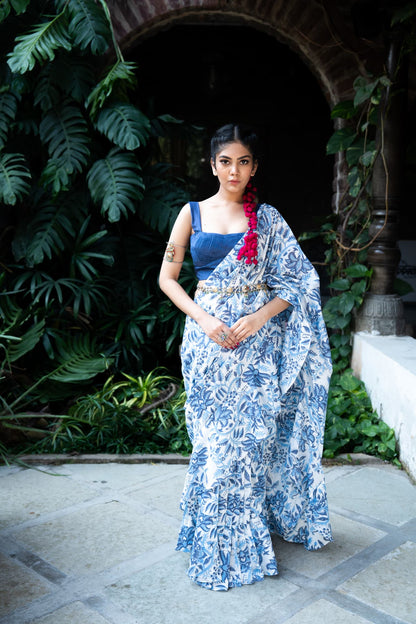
left=189, top=202, right=245, bottom=280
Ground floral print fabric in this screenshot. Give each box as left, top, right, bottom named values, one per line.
left=176, top=204, right=333, bottom=590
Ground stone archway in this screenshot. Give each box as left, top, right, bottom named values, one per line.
left=108, top=0, right=371, bottom=106
left=107, top=1, right=379, bottom=214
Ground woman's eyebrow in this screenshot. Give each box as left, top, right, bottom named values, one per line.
left=218, top=154, right=252, bottom=160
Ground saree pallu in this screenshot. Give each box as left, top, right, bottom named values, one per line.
left=176, top=204, right=333, bottom=591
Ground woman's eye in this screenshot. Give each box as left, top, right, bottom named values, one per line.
left=240, top=159, right=249, bottom=165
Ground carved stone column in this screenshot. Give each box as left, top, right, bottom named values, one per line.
left=355, top=34, right=407, bottom=335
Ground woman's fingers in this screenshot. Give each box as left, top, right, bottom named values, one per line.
left=214, top=326, right=238, bottom=348
left=231, top=314, right=262, bottom=341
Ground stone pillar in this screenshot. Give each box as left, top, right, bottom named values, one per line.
left=355, top=34, right=407, bottom=335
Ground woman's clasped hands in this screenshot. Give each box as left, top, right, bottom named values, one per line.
left=199, top=311, right=266, bottom=349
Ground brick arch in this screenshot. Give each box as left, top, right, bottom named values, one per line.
left=107, top=0, right=372, bottom=107
left=107, top=0, right=381, bottom=212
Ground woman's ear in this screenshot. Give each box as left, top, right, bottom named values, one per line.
left=210, top=158, right=217, bottom=176
left=251, top=160, right=258, bottom=176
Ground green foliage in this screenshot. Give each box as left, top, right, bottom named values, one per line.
left=324, top=370, right=399, bottom=465
left=48, top=335, right=112, bottom=383
left=12, top=199, right=76, bottom=266
left=87, top=148, right=144, bottom=222
left=56, top=0, right=111, bottom=55
left=34, top=54, right=95, bottom=110
left=0, top=92, right=18, bottom=149
left=30, top=371, right=191, bottom=455
left=0, top=152, right=31, bottom=204
left=40, top=101, right=90, bottom=193
left=324, top=263, right=372, bottom=335
left=301, top=70, right=405, bottom=465
left=0, top=0, right=194, bottom=446
left=96, top=103, right=151, bottom=150
left=140, top=164, right=191, bottom=233
left=7, top=12, right=72, bottom=73
left=0, top=0, right=30, bottom=22
left=86, top=60, right=137, bottom=117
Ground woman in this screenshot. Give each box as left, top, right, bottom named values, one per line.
left=159, top=124, right=333, bottom=591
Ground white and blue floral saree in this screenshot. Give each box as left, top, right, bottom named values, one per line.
left=176, top=203, right=333, bottom=590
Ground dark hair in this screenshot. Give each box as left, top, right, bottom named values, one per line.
left=210, top=123, right=260, bottom=164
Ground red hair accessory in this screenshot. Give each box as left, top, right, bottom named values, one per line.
left=237, top=181, right=258, bottom=265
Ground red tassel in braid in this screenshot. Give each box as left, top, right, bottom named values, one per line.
left=237, top=181, right=258, bottom=265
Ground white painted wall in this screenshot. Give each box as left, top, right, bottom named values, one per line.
left=351, top=333, right=416, bottom=481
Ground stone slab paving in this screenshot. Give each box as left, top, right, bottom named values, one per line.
left=0, top=459, right=415, bottom=624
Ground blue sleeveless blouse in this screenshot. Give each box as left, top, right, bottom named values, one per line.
left=189, top=202, right=245, bottom=280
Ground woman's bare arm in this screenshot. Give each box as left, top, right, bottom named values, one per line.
left=158, top=204, right=238, bottom=347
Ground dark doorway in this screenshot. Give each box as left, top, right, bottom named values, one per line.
left=131, top=24, right=333, bottom=239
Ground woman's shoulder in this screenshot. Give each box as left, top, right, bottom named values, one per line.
left=258, top=203, right=294, bottom=236
left=257, top=203, right=282, bottom=222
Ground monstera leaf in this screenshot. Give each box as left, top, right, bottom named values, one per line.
left=0, top=152, right=31, bottom=205
left=39, top=101, right=90, bottom=193
left=96, top=103, right=151, bottom=150
left=0, top=92, right=18, bottom=149
left=87, top=148, right=144, bottom=222
left=55, top=0, right=111, bottom=55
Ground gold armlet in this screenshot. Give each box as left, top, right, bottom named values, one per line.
left=165, top=241, right=186, bottom=263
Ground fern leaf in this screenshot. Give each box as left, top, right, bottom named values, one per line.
left=96, top=103, right=150, bottom=150
left=7, top=12, right=72, bottom=74
left=86, top=60, right=137, bottom=118
left=40, top=102, right=90, bottom=192
left=12, top=201, right=75, bottom=266
left=50, top=335, right=112, bottom=382
left=87, top=149, right=144, bottom=222
left=0, top=92, right=17, bottom=149
left=55, top=0, right=111, bottom=55
left=0, top=152, right=31, bottom=205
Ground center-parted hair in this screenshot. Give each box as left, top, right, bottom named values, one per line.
left=210, top=124, right=260, bottom=164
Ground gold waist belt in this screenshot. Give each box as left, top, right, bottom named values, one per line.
left=195, top=283, right=269, bottom=296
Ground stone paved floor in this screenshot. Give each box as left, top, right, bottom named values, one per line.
left=0, top=458, right=415, bottom=624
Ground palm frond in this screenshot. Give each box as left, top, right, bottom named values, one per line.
left=0, top=92, right=18, bottom=149
left=39, top=101, right=90, bottom=193
left=12, top=271, right=79, bottom=308
left=86, top=60, right=137, bottom=118
left=96, top=103, right=150, bottom=150
left=0, top=296, right=31, bottom=334
left=5, top=318, right=45, bottom=363
left=7, top=12, right=72, bottom=74
left=56, top=0, right=111, bottom=55
left=70, top=278, right=112, bottom=316
left=12, top=200, right=76, bottom=266
left=0, top=152, right=31, bottom=205
left=140, top=164, right=190, bottom=234
left=87, top=148, right=144, bottom=222
left=49, top=334, right=112, bottom=382
left=69, top=216, right=113, bottom=280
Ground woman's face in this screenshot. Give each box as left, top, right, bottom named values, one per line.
left=211, top=141, right=258, bottom=195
